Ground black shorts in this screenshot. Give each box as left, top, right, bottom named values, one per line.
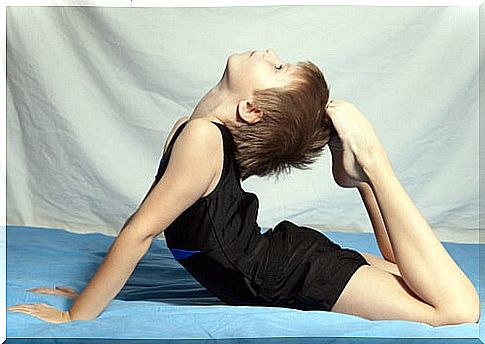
left=258, top=220, right=370, bottom=311
left=169, top=219, right=370, bottom=312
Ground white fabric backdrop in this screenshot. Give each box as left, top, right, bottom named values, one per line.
left=6, top=6, right=480, bottom=242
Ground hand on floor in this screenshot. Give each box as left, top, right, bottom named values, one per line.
left=7, top=302, right=72, bottom=323
left=7, top=285, right=79, bottom=323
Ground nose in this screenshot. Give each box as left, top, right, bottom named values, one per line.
left=265, top=48, right=275, bottom=58
left=264, top=48, right=279, bottom=63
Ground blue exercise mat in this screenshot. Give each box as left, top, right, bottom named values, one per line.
left=6, top=225, right=482, bottom=340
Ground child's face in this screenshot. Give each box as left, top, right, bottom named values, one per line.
left=223, top=49, right=297, bottom=98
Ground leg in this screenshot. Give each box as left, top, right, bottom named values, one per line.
left=331, top=265, right=473, bottom=327
left=360, top=252, right=429, bottom=302
left=358, top=184, right=396, bottom=264
left=357, top=186, right=466, bottom=301
left=325, top=100, right=479, bottom=324
left=360, top=162, right=480, bottom=323
left=360, top=252, right=400, bottom=276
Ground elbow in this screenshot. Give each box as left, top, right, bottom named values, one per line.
left=119, top=223, right=163, bottom=243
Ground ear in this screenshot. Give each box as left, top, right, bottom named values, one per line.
left=237, top=99, right=263, bottom=124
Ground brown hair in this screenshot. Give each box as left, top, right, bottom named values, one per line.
left=225, top=60, right=335, bottom=181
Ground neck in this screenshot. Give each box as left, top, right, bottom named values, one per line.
left=190, top=80, right=237, bottom=125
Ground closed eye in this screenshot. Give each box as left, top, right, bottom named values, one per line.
left=275, top=63, right=284, bottom=71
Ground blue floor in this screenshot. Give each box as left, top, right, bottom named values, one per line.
left=6, top=225, right=483, bottom=341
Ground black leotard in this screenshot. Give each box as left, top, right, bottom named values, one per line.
left=155, top=120, right=369, bottom=311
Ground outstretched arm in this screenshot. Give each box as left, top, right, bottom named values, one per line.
left=67, top=119, right=220, bottom=321
left=8, top=119, right=220, bottom=323
left=122, top=115, right=191, bottom=231
left=68, top=226, right=153, bottom=320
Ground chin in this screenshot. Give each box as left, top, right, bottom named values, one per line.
left=224, top=53, right=240, bottom=77
left=222, top=51, right=249, bottom=89
left=226, top=51, right=241, bottom=66
left=227, top=50, right=250, bottom=63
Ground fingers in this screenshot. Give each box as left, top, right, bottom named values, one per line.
left=27, top=285, right=76, bottom=293
left=7, top=304, right=27, bottom=311
left=56, top=286, right=79, bottom=298
left=56, top=286, right=69, bottom=290
left=55, top=286, right=76, bottom=293
left=7, top=302, right=49, bottom=313
left=28, top=287, right=58, bottom=295
left=27, top=286, right=78, bottom=299
left=7, top=302, right=70, bottom=323
left=28, top=287, right=49, bottom=293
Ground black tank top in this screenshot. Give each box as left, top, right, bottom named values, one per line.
left=154, top=120, right=272, bottom=306
left=153, top=120, right=370, bottom=311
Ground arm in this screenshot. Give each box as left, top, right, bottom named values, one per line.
left=122, top=115, right=191, bottom=230
left=67, top=229, right=152, bottom=320
left=68, top=119, right=220, bottom=321
left=163, top=115, right=191, bottom=154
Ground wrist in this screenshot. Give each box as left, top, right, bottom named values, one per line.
left=63, top=310, right=73, bottom=322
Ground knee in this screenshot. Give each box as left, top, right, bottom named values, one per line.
left=434, top=298, right=481, bottom=326
left=453, top=300, right=481, bottom=325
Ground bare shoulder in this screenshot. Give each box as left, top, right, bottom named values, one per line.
left=163, top=115, right=191, bottom=154
left=176, top=118, right=223, bottom=153
left=183, top=117, right=220, bottom=132
left=163, top=118, right=224, bottom=201
left=170, top=118, right=224, bottom=197
left=129, top=118, right=223, bottom=239
left=164, top=117, right=223, bottom=170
